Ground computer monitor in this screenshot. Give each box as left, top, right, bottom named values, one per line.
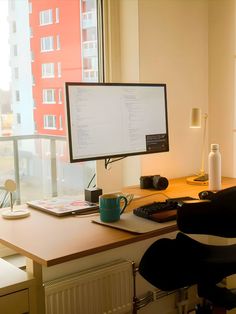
left=65, top=82, right=169, bottom=164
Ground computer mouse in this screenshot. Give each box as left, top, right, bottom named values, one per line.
left=198, top=190, right=215, bottom=200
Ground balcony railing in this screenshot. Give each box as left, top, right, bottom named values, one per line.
left=0, top=134, right=96, bottom=205
left=82, top=40, right=97, bottom=57
left=82, top=10, right=97, bottom=29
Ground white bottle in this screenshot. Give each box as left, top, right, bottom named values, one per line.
left=208, top=143, right=221, bottom=191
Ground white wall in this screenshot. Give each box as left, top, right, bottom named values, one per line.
left=98, top=0, right=236, bottom=190
left=208, top=0, right=236, bottom=177
left=137, top=0, right=209, bottom=179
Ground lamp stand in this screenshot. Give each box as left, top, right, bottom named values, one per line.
left=186, top=113, right=208, bottom=186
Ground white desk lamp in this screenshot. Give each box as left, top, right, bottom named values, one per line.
left=2, top=179, right=30, bottom=219
left=186, top=108, right=208, bottom=185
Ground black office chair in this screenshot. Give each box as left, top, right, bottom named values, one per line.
left=139, top=186, right=236, bottom=311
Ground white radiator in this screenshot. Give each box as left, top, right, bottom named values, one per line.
left=44, top=259, right=134, bottom=314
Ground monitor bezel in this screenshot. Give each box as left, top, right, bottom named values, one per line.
left=65, top=82, right=169, bottom=163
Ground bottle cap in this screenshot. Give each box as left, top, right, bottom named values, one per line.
left=211, top=143, right=219, bottom=150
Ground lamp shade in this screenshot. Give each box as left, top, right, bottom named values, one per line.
left=190, top=108, right=201, bottom=128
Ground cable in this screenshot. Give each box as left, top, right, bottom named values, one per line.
left=87, top=173, right=96, bottom=189
left=133, top=191, right=170, bottom=201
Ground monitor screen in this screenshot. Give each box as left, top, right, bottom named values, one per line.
left=65, top=82, right=169, bottom=163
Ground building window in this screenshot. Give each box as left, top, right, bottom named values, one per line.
left=57, top=62, right=61, bottom=77
left=16, top=113, right=21, bottom=124
left=13, top=44, right=17, bottom=56
left=42, top=63, right=54, bottom=78
left=14, top=67, right=19, bottom=79
left=31, top=50, right=34, bottom=62
left=12, top=21, right=16, bottom=33
left=58, top=89, right=62, bottom=104
left=16, top=90, right=20, bottom=101
left=39, top=9, right=53, bottom=26
left=9, top=0, right=15, bottom=11
left=44, top=115, right=56, bottom=129
left=55, top=8, right=59, bottom=23
left=43, top=89, right=55, bottom=104
left=56, top=35, right=60, bottom=50
left=41, top=36, right=54, bottom=52
left=59, top=115, right=63, bottom=130
left=29, top=2, right=32, bottom=14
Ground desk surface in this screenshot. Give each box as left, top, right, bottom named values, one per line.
left=0, top=177, right=235, bottom=267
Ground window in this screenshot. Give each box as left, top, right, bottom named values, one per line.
left=14, top=67, right=19, bottom=79
left=12, top=21, right=16, bottom=33
left=56, top=35, right=60, bottom=50
left=1, top=0, right=100, bottom=205
left=55, top=8, right=60, bottom=23
left=44, top=115, right=56, bottom=129
left=16, top=113, right=21, bottom=124
left=41, top=36, right=54, bottom=52
left=29, top=2, right=32, bottom=14
left=42, top=63, right=54, bottom=78
left=10, top=0, right=15, bottom=11
left=31, top=51, right=34, bottom=61
left=57, top=62, right=61, bottom=77
left=39, top=9, right=53, bottom=26
left=43, top=89, right=55, bottom=104
left=59, top=115, right=63, bottom=130
left=58, top=89, right=62, bottom=104
left=15, top=90, right=20, bottom=101
left=13, top=45, right=17, bottom=56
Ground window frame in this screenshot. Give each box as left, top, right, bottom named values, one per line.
left=42, top=89, right=56, bottom=104
left=42, top=63, right=55, bottom=78
left=43, top=114, right=57, bottom=129
left=39, top=9, right=53, bottom=26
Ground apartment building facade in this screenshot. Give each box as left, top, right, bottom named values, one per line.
left=10, top=0, right=98, bottom=136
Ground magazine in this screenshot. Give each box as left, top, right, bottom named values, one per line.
left=27, top=196, right=99, bottom=216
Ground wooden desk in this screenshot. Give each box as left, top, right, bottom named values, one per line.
left=0, top=177, right=235, bottom=314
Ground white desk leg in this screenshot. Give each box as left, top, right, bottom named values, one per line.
left=26, top=258, right=46, bottom=314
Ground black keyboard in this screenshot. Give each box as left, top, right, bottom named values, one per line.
left=133, top=197, right=195, bottom=223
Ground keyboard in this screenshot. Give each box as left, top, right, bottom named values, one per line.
left=133, top=197, right=195, bottom=223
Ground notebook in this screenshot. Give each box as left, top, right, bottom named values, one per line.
left=27, top=196, right=99, bottom=216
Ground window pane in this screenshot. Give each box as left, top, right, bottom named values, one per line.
left=0, top=0, right=100, bottom=203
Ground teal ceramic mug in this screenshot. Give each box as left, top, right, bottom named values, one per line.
left=99, top=193, right=128, bottom=222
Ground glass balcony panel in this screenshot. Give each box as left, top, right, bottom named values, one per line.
left=0, top=136, right=96, bottom=205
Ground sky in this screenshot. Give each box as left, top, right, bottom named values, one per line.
left=0, top=0, right=10, bottom=91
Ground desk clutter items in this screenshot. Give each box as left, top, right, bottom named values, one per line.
left=1, top=179, right=30, bottom=219
left=99, top=193, right=128, bottom=222
left=27, top=196, right=99, bottom=216
left=140, top=175, right=169, bottom=190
